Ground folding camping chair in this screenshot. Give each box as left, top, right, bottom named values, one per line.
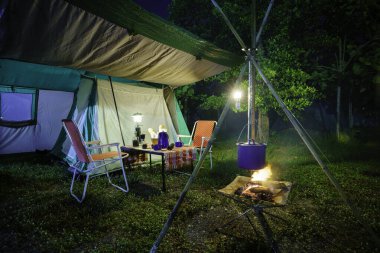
left=178, top=120, right=217, bottom=169
left=62, top=119, right=129, bottom=203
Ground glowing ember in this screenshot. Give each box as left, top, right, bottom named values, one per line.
left=234, top=182, right=274, bottom=202
left=251, top=165, right=272, bottom=181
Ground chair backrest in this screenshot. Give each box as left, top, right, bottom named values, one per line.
left=62, top=119, right=90, bottom=163
left=192, top=120, right=217, bottom=148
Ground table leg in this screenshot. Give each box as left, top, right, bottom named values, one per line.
left=161, top=154, right=166, bottom=192
left=150, top=154, right=152, bottom=169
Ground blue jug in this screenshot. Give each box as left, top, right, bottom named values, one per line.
left=158, top=132, right=169, bottom=149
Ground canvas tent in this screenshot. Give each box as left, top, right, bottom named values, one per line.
left=0, top=0, right=243, bottom=161
left=0, top=59, right=189, bottom=161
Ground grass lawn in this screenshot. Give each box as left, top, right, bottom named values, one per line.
left=1, top=128, right=379, bottom=252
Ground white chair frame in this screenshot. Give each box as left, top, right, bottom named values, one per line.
left=63, top=121, right=129, bottom=203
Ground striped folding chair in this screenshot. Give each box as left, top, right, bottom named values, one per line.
left=178, top=120, right=217, bottom=169
left=62, top=119, right=129, bottom=203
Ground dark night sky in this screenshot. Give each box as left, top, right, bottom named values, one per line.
left=133, top=0, right=171, bottom=19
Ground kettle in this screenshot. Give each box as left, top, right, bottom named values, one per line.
left=158, top=131, right=169, bottom=149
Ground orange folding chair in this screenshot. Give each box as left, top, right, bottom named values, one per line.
left=62, top=119, right=129, bottom=203
left=178, top=120, right=217, bottom=169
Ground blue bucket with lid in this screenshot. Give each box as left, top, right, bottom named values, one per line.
left=237, top=143, right=266, bottom=170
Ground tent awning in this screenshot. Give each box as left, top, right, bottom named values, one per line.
left=0, top=0, right=244, bottom=87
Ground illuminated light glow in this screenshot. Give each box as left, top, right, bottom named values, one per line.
left=251, top=165, right=272, bottom=181
left=232, top=90, right=242, bottom=110
left=232, top=90, right=242, bottom=100
left=132, top=112, right=143, bottom=123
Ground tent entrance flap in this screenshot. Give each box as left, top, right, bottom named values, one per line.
left=97, top=79, right=179, bottom=148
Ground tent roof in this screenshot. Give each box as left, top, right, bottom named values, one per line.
left=0, top=0, right=244, bottom=87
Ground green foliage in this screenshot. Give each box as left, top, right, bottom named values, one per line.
left=170, top=0, right=320, bottom=117
left=256, top=38, right=319, bottom=114
left=170, top=0, right=380, bottom=123
left=200, top=94, right=227, bottom=110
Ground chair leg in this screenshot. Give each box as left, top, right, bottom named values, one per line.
left=104, top=159, right=129, bottom=193
left=209, top=151, right=213, bottom=170
left=198, top=147, right=213, bottom=169
left=70, top=169, right=90, bottom=203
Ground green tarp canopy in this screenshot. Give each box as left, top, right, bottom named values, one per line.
left=0, top=0, right=243, bottom=87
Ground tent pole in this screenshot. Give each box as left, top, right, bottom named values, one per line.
left=255, top=0, right=275, bottom=45
left=247, top=52, right=253, bottom=143
left=109, top=76, right=126, bottom=146
left=250, top=56, right=380, bottom=247
left=250, top=0, right=257, bottom=142
left=211, top=0, right=247, bottom=50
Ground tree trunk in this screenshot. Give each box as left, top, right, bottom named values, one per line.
left=348, top=86, right=353, bottom=129
left=256, top=111, right=269, bottom=144
left=336, top=86, right=341, bottom=139
left=318, top=102, right=328, bottom=132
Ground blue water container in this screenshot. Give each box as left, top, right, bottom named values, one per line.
left=237, top=143, right=266, bottom=170
left=158, top=132, right=169, bottom=149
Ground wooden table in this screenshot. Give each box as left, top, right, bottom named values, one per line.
left=121, top=146, right=196, bottom=192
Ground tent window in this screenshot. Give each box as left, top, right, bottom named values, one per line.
left=0, top=87, right=38, bottom=127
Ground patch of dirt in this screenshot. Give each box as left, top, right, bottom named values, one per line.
left=129, top=182, right=161, bottom=199
left=186, top=205, right=264, bottom=250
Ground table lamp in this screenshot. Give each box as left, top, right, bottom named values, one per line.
left=132, top=112, right=143, bottom=146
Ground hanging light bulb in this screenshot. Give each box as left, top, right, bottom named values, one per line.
left=232, top=90, right=242, bottom=110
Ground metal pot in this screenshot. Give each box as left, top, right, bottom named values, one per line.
left=237, top=143, right=266, bottom=170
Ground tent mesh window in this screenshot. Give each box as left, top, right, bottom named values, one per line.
left=0, top=86, right=38, bottom=127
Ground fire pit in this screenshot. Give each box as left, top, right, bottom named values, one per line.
left=217, top=168, right=292, bottom=252
left=218, top=176, right=292, bottom=205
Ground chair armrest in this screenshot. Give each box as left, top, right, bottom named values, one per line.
left=177, top=134, right=191, bottom=138
left=86, top=140, right=101, bottom=145
left=87, top=142, right=120, bottom=150
left=178, top=134, right=192, bottom=146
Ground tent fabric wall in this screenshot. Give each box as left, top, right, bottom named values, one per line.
left=164, top=88, right=191, bottom=144
left=0, top=90, right=74, bottom=154
left=97, top=79, right=178, bottom=147
left=0, top=60, right=79, bottom=154
left=0, top=60, right=190, bottom=158
left=55, top=78, right=98, bottom=163
left=35, top=90, right=74, bottom=151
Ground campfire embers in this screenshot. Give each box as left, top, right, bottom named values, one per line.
left=233, top=166, right=277, bottom=202
left=233, top=180, right=292, bottom=203
left=219, top=166, right=292, bottom=205
left=234, top=182, right=274, bottom=202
